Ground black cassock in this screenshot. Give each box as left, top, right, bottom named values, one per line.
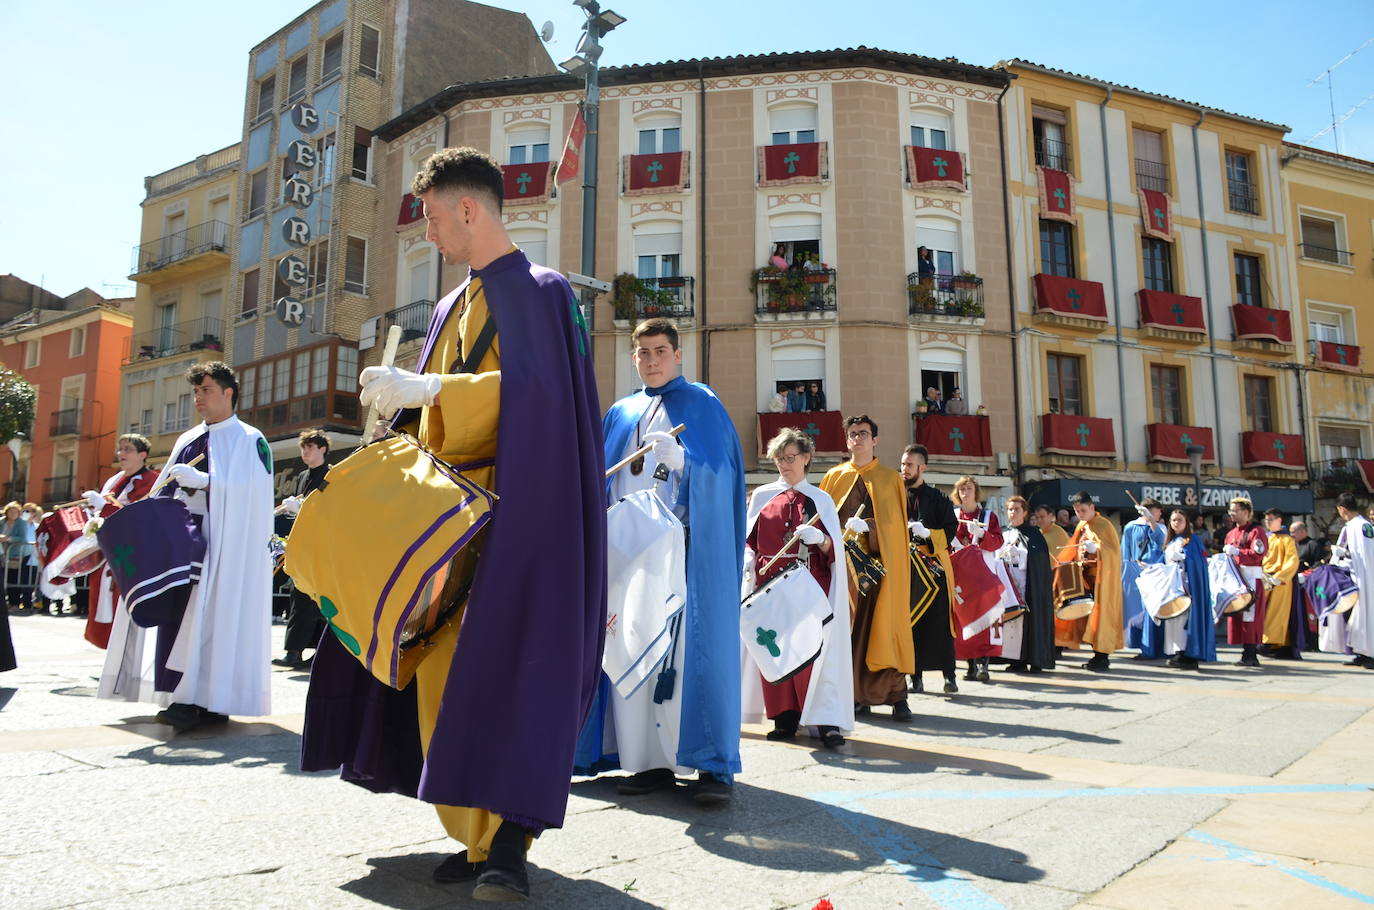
left=1014, top=520, right=1056, bottom=670
left=907, top=482, right=957, bottom=673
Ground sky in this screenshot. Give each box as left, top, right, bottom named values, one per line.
left=2, top=0, right=1371, bottom=299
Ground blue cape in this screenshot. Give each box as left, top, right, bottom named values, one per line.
left=574, top=375, right=746, bottom=779
left=1123, top=518, right=1165, bottom=649
left=1138, top=534, right=1215, bottom=660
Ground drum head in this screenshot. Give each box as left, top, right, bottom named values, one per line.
left=1055, top=597, right=1094, bottom=621
left=1222, top=591, right=1253, bottom=614
left=742, top=565, right=831, bottom=684
left=1155, top=595, right=1191, bottom=620
left=1334, top=591, right=1359, bottom=615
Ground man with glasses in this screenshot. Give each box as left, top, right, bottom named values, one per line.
left=819, top=416, right=914, bottom=720
left=1223, top=497, right=1268, bottom=668
left=901, top=444, right=959, bottom=694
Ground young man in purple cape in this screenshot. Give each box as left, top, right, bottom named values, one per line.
left=299, top=147, right=606, bottom=902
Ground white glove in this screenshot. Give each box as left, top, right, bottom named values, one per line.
left=1333, top=545, right=1350, bottom=560
left=995, top=544, right=1014, bottom=562
left=1223, top=544, right=1241, bottom=557
left=908, top=520, right=930, bottom=539
left=82, top=490, right=106, bottom=511
left=845, top=517, right=870, bottom=535
left=359, top=365, right=442, bottom=417
left=1167, top=547, right=1187, bottom=564
left=166, top=463, right=209, bottom=490
left=950, top=537, right=966, bottom=552
left=644, top=431, right=685, bottom=472
left=279, top=495, right=303, bottom=517
left=796, top=525, right=826, bottom=546
left=1264, top=574, right=1283, bottom=587
left=1135, top=505, right=1151, bottom=519
left=970, top=524, right=986, bottom=542
left=1081, top=538, right=1098, bottom=554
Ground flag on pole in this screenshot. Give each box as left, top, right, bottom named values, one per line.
left=556, top=107, right=588, bottom=186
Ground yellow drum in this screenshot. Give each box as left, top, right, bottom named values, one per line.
left=284, top=434, right=495, bottom=689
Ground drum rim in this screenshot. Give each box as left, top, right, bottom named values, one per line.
left=1054, top=597, right=1095, bottom=620
left=1154, top=594, right=1192, bottom=620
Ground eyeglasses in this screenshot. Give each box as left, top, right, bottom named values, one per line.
left=846, top=430, right=872, bottom=440
left=773, top=453, right=804, bottom=465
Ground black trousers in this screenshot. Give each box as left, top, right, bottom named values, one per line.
left=5, top=564, right=34, bottom=608
left=284, top=587, right=325, bottom=653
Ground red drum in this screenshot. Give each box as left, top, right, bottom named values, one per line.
left=36, top=507, right=105, bottom=582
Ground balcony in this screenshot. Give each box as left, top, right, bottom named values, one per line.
left=752, top=267, right=837, bottom=321
left=1031, top=274, right=1108, bottom=330
left=635, top=277, right=695, bottom=321
left=129, top=220, right=230, bottom=280
left=3, top=481, right=27, bottom=504
left=50, top=408, right=80, bottom=437
left=1134, top=158, right=1169, bottom=194
left=124, top=317, right=223, bottom=364
left=757, top=142, right=829, bottom=187
left=1041, top=413, right=1116, bottom=461
left=756, top=410, right=846, bottom=459
left=1227, top=181, right=1259, bottom=215
left=1313, top=340, right=1362, bottom=373
left=907, top=273, right=985, bottom=324
left=1146, top=423, right=1216, bottom=466
left=1240, top=431, right=1306, bottom=474
left=384, top=299, right=435, bottom=343
left=912, top=413, right=992, bottom=461
left=1034, top=137, right=1072, bottom=173
left=44, top=476, right=74, bottom=504
left=1231, top=304, right=1293, bottom=350
left=1137, top=289, right=1206, bottom=342
left=1313, top=458, right=1370, bottom=498
left=1299, top=243, right=1353, bottom=267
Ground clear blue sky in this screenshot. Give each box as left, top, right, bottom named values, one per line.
left=2, top=0, right=1370, bottom=298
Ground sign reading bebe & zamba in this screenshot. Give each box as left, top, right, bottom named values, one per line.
left=1026, top=478, right=1313, bottom=516
left=275, top=100, right=321, bottom=327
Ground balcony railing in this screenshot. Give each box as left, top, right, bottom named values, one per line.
left=906, top=273, right=985, bottom=319
left=753, top=267, right=837, bottom=317
left=44, top=476, right=74, bottom=503
left=3, top=481, right=27, bottom=503
left=130, top=220, right=230, bottom=275
left=1034, top=137, right=1072, bottom=172
left=634, top=276, right=695, bottom=320
left=384, top=299, right=435, bottom=343
left=1135, top=158, right=1169, bottom=193
left=125, top=316, right=224, bottom=363
left=1314, top=458, right=1364, bottom=498
left=1227, top=181, right=1260, bottom=215
left=50, top=408, right=80, bottom=437
left=1299, top=243, right=1353, bottom=266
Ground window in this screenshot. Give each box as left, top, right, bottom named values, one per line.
left=1039, top=220, right=1076, bottom=278
left=157, top=302, right=177, bottom=353
left=1319, top=425, right=1363, bottom=462
left=638, top=124, right=681, bottom=155
left=635, top=228, right=682, bottom=283
left=407, top=253, right=433, bottom=304
left=1132, top=128, right=1168, bottom=193
left=344, top=237, right=367, bottom=293
left=507, top=126, right=550, bottom=164
left=1047, top=353, right=1083, bottom=416
left=1234, top=253, right=1263, bottom=307
left=273, top=357, right=290, bottom=402
left=311, top=346, right=328, bottom=393
left=910, top=110, right=952, bottom=150
left=242, top=367, right=256, bottom=409
left=293, top=352, right=309, bottom=397
left=1225, top=150, right=1258, bottom=215
left=24, top=340, right=39, bottom=368
left=351, top=127, right=373, bottom=181
left=69, top=326, right=85, bottom=358
left=161, top=211, right=186, bottom=261
left=358, top=25, right=380, bottom=77
left=1032, top=106, right=1070, bottom=171
left=322, top=33, right=343, bottom=81
left=1150, top=364, right=1184, bottom=425
left=1308, top=311, right=1344, bottom=344
left=1243, top=375, right=1274, bottom=432
left=314, top=132, right=336, bottom=187
left=770, top=106, right=818, bottom=145
left=241, top=268, right=260, bottom=315
left=273, top=268, right=293, bottom=305
left=258, top=362, right=274, bottom=407
left=336, top=346, right=358, bottom=392
left=255, top=76, right=275, bottom=121
left=286, top=56, right=307, bottom=104
left=303, top=240, right=329, bottom=298
left=140, top=409, right=153, bottom=434
left=248, top=169, right=267, bottom=219
left=915, top=220, right=960, bottom=276
left=1142, top=237, right=1174, bottom=292
left=637, top=253, right=681, bottom=280
left=1299, top=215, right=1348, bottom=265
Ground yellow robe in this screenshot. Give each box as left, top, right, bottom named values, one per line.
left=819, top=459, right=914, bottom=674
left=1262, top=532, right=1300, bottom=645
left=1078, top=515, right=1123, bottom=654
left=400, top=275, right=506, bottom=861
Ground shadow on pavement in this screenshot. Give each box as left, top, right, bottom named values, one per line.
left=941, top=694, right=1130, bottom=713
left=803, top=735, right=1050, bottom=781
left=0, top=687, right=14, bottom=711
left=119, top=724, right=325, bottom=775
left=904, top=713, right=1120, bottom=744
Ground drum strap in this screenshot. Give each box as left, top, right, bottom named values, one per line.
left=451, top=316, right=498, bottom=375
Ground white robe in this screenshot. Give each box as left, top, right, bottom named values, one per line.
left=97, top=415, right=274, bottom=716
left=740, top=479, right=854, bottom=734
left=1339, top=516, right=1374, bottom=658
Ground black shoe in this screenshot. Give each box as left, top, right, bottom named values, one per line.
left=1175, top=656, right=1199, bottom=670
left=963, top=666, right=979, bottom=681
left=942, top=678, right=958, bottom=694
left=1026, top=665, right=1043, bottom=674
left=169, top=704, right=206, bottom=733
left=156, top=703, right=198, bottom=727
left=472, top=824, right=530, bottom=902
left=692, top=772, right=732, bottom=805
left=1258, top=644, right=1279, bottom=658
left=295, top=655, right=314, bottom=670
left=272, top=651, right=302, bottom=668
left=615, top=768, right=676, bottom=795
left=200, top=711, right=230, bottom=725
left=909, top=674, right=923, bottom=693
left=766, top=726, right=797, bottom=741
left=819, top=726, right=845, bottom=749
left=1007, top=662, right=1029, bottom=674
left=977, top=662, right=991, bottom=683
left=1084, top=654, right=1110, bottom=673
left=1235, top=655, right=1261, bottom=668
left=891, top=700, right=913, bottom=721
left=1166, top=654, right=1183, bottom=668
left=855, top=704, right=871, bottom=716
left=434, top=850, right=485, bottom=884
left=1344, top=655, right=1373, bottom=668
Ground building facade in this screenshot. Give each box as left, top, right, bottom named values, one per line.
left=1000, top=61, right=1314, bottom=522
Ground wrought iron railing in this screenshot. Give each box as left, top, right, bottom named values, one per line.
left=634, top=276, right=695, bottom=320
left=130, top=220, right=230, bottom=274
left=384, top=299, right=434, bottom=343
left=1135, top=158, right=1169, bottom=193
left=44, top=476, right=74, bottom=503
left=1299, top=243, right=1353, bottom=266
left=1034, top=137, right=1071, bottom=172
left=753, top=268, right=837, bottom=316
left=1227, top=181, right=1260, bottom=215
left=125, top=316, right=224, bottom=363
left=906, top=273, right=985, bottom=318
left=1314, top=458, right=1362, bottom=498
left=50, top=408, right=80, bottom=437
left=3, top=481, right=27, bottom=503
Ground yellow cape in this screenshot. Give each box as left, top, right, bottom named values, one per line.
left=1262, top=532, right=1299, bottom=644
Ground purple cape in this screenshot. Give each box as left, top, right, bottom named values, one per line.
left=301, top=249, right=606, bottom=832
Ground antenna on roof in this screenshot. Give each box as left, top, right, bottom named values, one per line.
left=540, top=20, right=555, bottom=43
left=1307, top=36, right=1374, bottom=154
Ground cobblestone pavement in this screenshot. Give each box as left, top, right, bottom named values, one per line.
left=3, top=612, right=1373, bottom=909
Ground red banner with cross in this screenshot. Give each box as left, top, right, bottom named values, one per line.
left=914, top=414, right=992, bottom=458
left=1315, top=341, right=1361, bottom=372
left=1146, top=424, right=1215, bottom=464
left=1138, top=289, right=1206, bottom=334
left=1139, top=188, right=1172, bottom=242
left=623, top=151, right=689, bottom=196
left=1357, top=460, right=1374, bottom=494
left=1041, top=414, right=1115, bottom=457
left=1231, top=305, right=1293, bottom=344
left=1240, top=432, right=1306, bottom=470
left=906, top=146, right=967, bottom=191
left=757, top=410, right=846, bottom=458
left=1032, top=274, right=1108, bottom=321
left=555, top=107, right=587, bottom=186
left=758, top=142, right=826, bottom=187
left=501, top=161, right=553, bottom=206
left=397, top=192, right=424, bottom=227
left=1037, top=166, right=1075, bottom=222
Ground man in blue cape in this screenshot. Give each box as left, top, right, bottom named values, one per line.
left=1123, top=498, right=1166, bottom=652
left=575, top=318, right=746, bottom=804
left=299, top=148, right=605, bottom=902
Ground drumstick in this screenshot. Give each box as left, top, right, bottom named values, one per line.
left=604, top=424, right=686, bottom=478
left=360, top=324, right=404, bottom=445
left=148, top=454, right=206, bottom=499
left=759, top=513, right=824, bottom=577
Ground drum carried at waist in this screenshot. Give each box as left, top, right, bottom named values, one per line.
left=284, top=434, right=495, bottom=690
left=604, top=488, right=686, bottom=698
left=1136, top=561, right=1192, bottom=621
left=741, top=562, right=833, bottom=684
left=1207, top=553, right=1254, bottom=619
left=36, top=506, right=106, bottom=583
left=1052, top=543, right=1097, bottom=621
left=95, top=497, right=206, bottom=628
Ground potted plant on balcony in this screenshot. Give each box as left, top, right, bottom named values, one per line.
left=908, top=282, right=938, bottom=314
left=951, top=270, right=980, bottom=290
left=612, top=273, right=639, bottom=324
left=801, top=252, right=831, bottom=282
left=750, top=265, right=808, bottom=312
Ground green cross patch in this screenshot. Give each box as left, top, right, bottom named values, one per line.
left=1363, top=524, right=1373, bottom=539
left=755, top=626, right=781, bottom=658
left=257, top=437, right=272, bottom=474
left=111, top=543, right=136, bottom=578
left=318, top=595, right=361, bottom=656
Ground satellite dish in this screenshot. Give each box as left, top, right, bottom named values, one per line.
left=540, top=20, right=555, bottom=42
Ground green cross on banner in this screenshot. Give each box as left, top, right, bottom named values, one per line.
left=111, top=544, right=135, bottom=577
left=1336, top=346, right=1348, bottom=363
left=1266, top=312, right=1276, bottom=323
left=948, top=426, right=965, bottom=452
left=647, top=159, right=663, bottom=183
left=804, top=422, right=820, bottom=440
left=755, top=627, right=781, bottom=658
left=1171, top=301, right=1186, bottom=324
left=783, top=151, right=801, bottom=173
left=409, top=197, right=423, bottom=218
left=1067, top=288, right=1082, bottom=310
left=1180, top=433, right=1193, bottom=446
left=516, top=172, right=532, bottom=194
left=933, top=155, right=949, bottom=177
left=1053, top=187, right=1067, bottom=209
left=1076, top=423, right=1091, bottom=447
left=1153, top=207, right=1166, bottom=229
left=1273, top=437, right=1287, bottom=459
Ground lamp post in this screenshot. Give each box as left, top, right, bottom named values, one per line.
left=1186, top=443, right=1205, bottom=516
left=560, top=1, right=626, bottom=357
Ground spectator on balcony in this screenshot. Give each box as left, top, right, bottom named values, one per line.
left=769, top=243, right=789, bottom=271
left=916, top=246, right=936, bottom=286
left=787, top=382, right=808, bottom=413
left=767, top=386, right=788, bottom=413
left=945, top=388, right=968, bottom=417
left=807, top=381, right=826, bottom=412
left=1, top=502, right=37, bottom=614
left=921, top=387, right=943, bottom=416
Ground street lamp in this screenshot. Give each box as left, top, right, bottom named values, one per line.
left=1186, top=444, right=1205, bottom=515
left=561, top=0, right=625, bottom=356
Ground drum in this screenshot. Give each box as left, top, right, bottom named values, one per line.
left=949, top=545, right=1005, bottom=639
left=284, top=434, right=495, bottom=690
left=996, top=606, right=1026, bottom=659
left=1328, top=567, right=1361, bottom=616
left=1136, top=562, right=1192, bottom=621
left=1052, top=543, right=1096, bottom=620
left=36, top=507, right=105, bottom=582
left=1208, top=553, right=1253, bottom=620
left=741, top=563, right=832, bottom=684
left=96, top=497, right=206, bottom=628
left=604, top=489, right=686, bottom=698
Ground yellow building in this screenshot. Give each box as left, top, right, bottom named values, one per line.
left=999, top=60, right=1312, bottom=521
left=1281, top=143, right=1374, bottom=514
left=122, top=144, right=239, bottom=458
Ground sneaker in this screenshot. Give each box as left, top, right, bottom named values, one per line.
left=691, top=772, right=732, bottom=806
left=615, top=767, right=676, bottom=795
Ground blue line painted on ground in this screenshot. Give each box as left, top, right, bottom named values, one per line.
left=1187, top=830, right=1374, bottom=904
left=812, top=782, right=1373, bottom=806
